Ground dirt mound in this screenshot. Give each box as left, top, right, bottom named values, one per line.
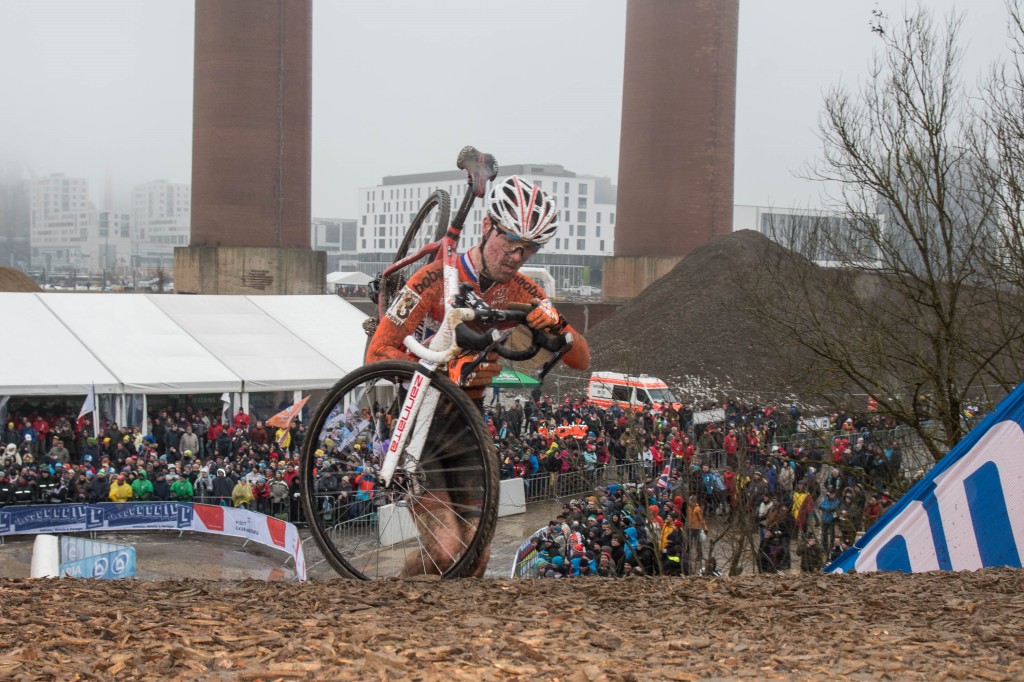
left=0, top=267, right=40, bottom=292
left=576, top=230, right=817, bottom=402
left=1, top=569, right=1020, bottom=679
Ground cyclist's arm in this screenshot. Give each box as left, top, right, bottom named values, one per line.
left=365, top=262, right=443, bottom=364
left=558, top=321, right=589, bottom=370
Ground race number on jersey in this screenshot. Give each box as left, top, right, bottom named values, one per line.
left=385, top=286, right=421, bottom=327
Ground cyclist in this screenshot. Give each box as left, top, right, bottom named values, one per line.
left=367, top=175, right=590, bottom=576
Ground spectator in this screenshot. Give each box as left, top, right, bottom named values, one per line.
left=819, top=489, right=841, bottom=549
left=131, top=470, right=154, bottom=501
left=108, top=474, right=134, bottom=502
left=46, top=438, right=71, bottom=467
left=194, top=467, right=216, bottom=503
left=686, top=493, right=708, bottom=573
left=232, top=477, right=254, bottom=509
left=170, top=473, right=194, bottom=502
left=178, top=426, right=199, bottom=460
left=799, top=536, right=825, bottom=573
left=87, top=469, right=110, bottom=502
left=151, top=472, right=171, bottom=501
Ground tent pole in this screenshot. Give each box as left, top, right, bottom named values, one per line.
left=141, top=394, right=149, bottom=437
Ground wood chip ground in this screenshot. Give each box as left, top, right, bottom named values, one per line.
left=1, top=568, right=1022, bottom=680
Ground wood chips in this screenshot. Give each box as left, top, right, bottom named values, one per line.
left=0, top=568, right=1022, bottom=680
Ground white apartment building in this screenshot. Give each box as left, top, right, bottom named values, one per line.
left=356, top=163, right=616, bottom=289
left=132, top=180, right=191, bottom=271
left=28, top=174, right=126, bottom=275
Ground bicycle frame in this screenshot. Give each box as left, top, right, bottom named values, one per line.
left=377, top=147, right=497, bottom=488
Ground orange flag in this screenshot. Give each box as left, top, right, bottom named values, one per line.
left=267, top=396, right=310, bottom=429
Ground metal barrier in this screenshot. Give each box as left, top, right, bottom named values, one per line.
left=520, top=462, right=647, bottom=505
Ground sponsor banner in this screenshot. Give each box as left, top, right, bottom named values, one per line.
left=60, top=536, right=136, bottom=580
left=185, top=504, right=306, bottom=580
left=797, top=416, right=833, bottom=432
left=511, top=526, right=552, bottom=579
left=828, top=381, right=1024, bottom=574
left=0, top=503, right=190, bottom=535
left=0, top=503, right=306, bottom=581
left=692, top=408, right=725, bottom=425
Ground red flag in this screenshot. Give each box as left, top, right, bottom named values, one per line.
left=867, top=396, right=878, bottom=412
left=267, top=396, right=310, bottom=429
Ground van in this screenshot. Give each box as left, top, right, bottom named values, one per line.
left=587, top=371, right=681, bottom=412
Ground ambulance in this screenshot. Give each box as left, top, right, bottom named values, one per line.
left=587, top=372, right=681, bottom=412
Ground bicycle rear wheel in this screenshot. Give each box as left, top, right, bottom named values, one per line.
left=300, top=360, right=499, bottom=579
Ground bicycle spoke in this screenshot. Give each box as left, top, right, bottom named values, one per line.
left=302, top=361, right=496, bottom=579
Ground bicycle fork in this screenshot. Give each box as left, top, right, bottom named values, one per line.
left=379, top=362, right=438, bottom=489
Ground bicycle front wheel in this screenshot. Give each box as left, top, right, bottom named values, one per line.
left=300, top=360, right=499, bottom=579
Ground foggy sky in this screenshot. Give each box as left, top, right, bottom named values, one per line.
left=0, top=0, right=1014, bottom=218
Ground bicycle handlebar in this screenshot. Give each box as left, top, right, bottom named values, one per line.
left=455, top=317, right=571, bottom=360
left=402, top=306, right=571, bottom=366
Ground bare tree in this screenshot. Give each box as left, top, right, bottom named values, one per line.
left=972, top=0, right=1024, bottom=360
left=746, top=7, right=1024, bottom=461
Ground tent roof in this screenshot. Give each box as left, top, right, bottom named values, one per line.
left=327, top=271, right=373, bottom=285
left=0, top=294, right=120, bottom=395
left=0, top=293, right=368, bottom=396
left=40, top=293, right=241, bottom=394
left=247, top=295, right=369, bottom=376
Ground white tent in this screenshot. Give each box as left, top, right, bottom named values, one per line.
left=326, top=271, right=373, bottom=286
left=40, top=293, right=241, bottom=394
left=519, top=267, right=557, bottom=297
left=0, top=294, right=120, bottom=395
left=0, top=293, right=368, bottom=396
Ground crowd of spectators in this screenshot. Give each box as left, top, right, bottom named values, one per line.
left=3, top=392, right=910, bottom=579
left=480, top=394, right=908, bottom=577
left=0, top=404, right=307, bottom=518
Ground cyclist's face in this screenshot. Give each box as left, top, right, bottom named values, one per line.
left=483, top=227, right=539, bottom=282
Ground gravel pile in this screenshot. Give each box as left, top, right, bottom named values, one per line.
left=566, top=230, right=819, bottom=403
left=0, top=267, right=40, bottom=292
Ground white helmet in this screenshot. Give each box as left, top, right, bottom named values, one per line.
left=486, top=176, right=559, bottom=245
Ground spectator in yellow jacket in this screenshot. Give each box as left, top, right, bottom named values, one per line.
left=108, top=474, right=134, bottom=502
left=232, top=478, right=255, bottom=509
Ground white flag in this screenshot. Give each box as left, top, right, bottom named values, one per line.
left=79, top=385, right=96, bottom=420
left=221, top=392, right=232, bottom=423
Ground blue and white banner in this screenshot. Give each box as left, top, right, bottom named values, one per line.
left=0, top=503, right=193, bottom=535
left=827, top=382, right=1024, bottom=573
left=0, top=502, right=306, bottom=580
left=59, top=535, right=136, bottom=580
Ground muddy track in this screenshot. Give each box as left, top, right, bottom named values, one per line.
left=1, top=569, right=1021, bottom=680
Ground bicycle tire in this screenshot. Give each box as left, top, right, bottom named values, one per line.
left=300, top=360, right=499, bottom=579
left=378, top=190, right=450, bottom=316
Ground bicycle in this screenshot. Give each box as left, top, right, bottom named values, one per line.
left=301, top=146, right=572, bottom=579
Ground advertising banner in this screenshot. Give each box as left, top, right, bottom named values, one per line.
left=692, top=408, right=725, bottom=425
left=828, top=381, right=1024, bottom=574
left=59, top=535, right=136, bottom=580
left=0, top=502, right=306, bottom=581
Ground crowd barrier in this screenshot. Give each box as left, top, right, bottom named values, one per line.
left=0, top=502, right=306, bottom=580
left=520, top=462, right=647, bottom=505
